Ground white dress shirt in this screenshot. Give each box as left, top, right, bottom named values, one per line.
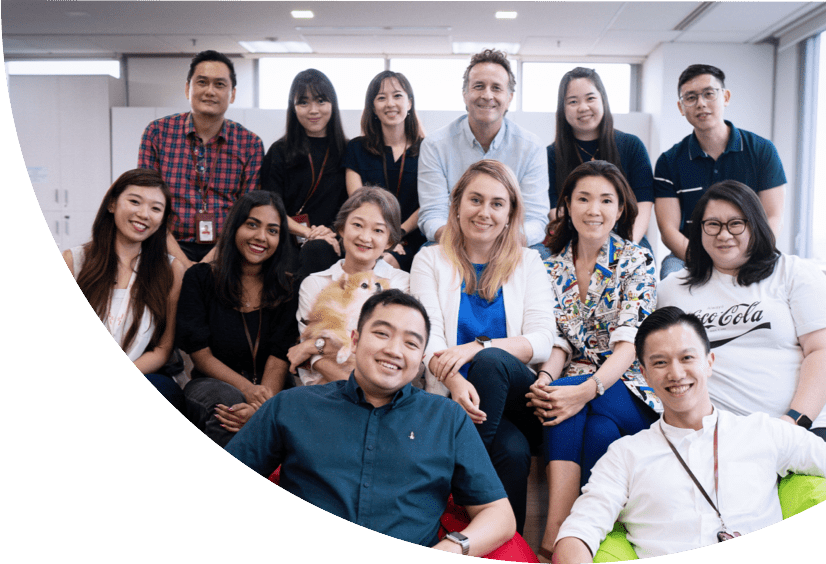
left=557, top=409, right=826, bottom=559
left=416, top=115, right=550, bottom=246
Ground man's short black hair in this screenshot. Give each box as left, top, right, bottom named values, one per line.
left=187, top=50, right=237, bottom=88
left=677, top=64, right=725, bottom=95
left=635, top=307, right=710, bottom=365
left=357, top=289, right=430, bottom=346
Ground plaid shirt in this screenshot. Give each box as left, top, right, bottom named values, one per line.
left=138, top=112, right=264, bottom=242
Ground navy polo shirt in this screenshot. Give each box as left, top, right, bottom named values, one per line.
left=547, top=129, right=654, bottom=209
left=225, top=375, right=507, bottom=546
left=653, top=121, right=786, bottom=236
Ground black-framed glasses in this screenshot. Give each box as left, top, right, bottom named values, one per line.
left=701, top=218, right=748, bottom=236
left=680, top=88, right=723, bottom=107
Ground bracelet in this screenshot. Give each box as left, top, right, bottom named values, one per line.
left=400, top=228, right=408, bottom=238
left=537, top=369, right=555, bottom=382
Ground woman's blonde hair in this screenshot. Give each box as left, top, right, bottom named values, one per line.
left=441, top=160, right=525, bottom=301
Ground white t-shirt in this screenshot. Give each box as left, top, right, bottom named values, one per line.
left=658, top=254, right=826, bottom=428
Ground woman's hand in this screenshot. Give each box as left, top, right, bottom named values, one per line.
left=430, top=343, right=482, bottom=381
left=241, top=383, right=273, bottom=409
left=305, top=225, right=341, bottom=255
left=390, top=243, right=406, bottom=256
left=526, top=374, right=554, bottom=422
left=444, top=375, right=487, bottom=424
left=529, top=380, right=597, bottom=426
left=214, top=403, right=256, bottom=433
left=287, top=339, right=318, bottom=374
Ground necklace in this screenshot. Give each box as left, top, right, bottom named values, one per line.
left=577, top=143, right=599, bottom=161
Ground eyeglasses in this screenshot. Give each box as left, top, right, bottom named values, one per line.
left=679, top=88, right=723, bottom=107
left=701, top=218, right=747, bottom=236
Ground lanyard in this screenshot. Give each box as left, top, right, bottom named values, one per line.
left=660, top=419, right=732, bottom=534
left=296, top=147, right=330, bottom=216
left=188, top=135, right=224, bottom=213
left=381, top=145, right=407, bottom=196
left=240, top=309, right=262, bottom=385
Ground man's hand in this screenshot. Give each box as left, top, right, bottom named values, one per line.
left=214, top=403, right=255, bottom=433
left=444, top=375, right=486, bottom=424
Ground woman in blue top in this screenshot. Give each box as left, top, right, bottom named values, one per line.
left=528, top=160, right=661, bottom=561
left=548, top=67, right=654, bottom=250
left=410, top=159, right=563, bottom=535
left=345, top=70, right=425, bottom=272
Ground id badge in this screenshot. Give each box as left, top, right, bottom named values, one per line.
left=195, top=212, right=216, bottom=244
left=291, top=213, right=310, bottom=244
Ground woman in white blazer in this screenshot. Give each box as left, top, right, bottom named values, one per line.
left=410, top=159, right=564, bottom=535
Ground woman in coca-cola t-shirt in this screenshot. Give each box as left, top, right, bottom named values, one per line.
left=658, top=179, right=826, bottom=441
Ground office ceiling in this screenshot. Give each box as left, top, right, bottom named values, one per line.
left=2, top=1, right=822, bottom=61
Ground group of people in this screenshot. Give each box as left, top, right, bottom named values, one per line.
left=65, top=47, right=826, bottom=561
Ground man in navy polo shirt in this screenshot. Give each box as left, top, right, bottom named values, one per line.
left=653, top=64, right=786, bottom=279
left=226, top=290, right=515, bottom=555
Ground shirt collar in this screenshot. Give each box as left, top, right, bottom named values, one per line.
left=659, top=407, right=719, bottom=440
left=326, top=258, right=393, bottom=282
left=185, top=112, right=228, bottom=144
left=459, top=115, right=507, bottom=151
left=343, top=372, right=413, bottom=408
left=688, top=120, right=741, bottom=160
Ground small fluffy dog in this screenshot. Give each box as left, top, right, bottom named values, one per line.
left=301, top=271, right=390, bottom=364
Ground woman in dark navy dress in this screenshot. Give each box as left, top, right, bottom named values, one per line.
left=344, top=70, right=425, bottom=272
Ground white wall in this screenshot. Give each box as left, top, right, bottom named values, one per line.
left=771, top=46, right=800, bottom=255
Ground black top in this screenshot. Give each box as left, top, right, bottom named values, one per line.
left=344, top=136, right=420, bottom=221
left=261, top=136, right=347, bottom=228
left=176, top=263, right=299, bottom=382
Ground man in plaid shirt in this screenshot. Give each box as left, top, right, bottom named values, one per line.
left=139, top=50, right=264, bottom=267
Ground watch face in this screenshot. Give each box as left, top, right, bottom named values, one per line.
left=315, top=338, right=325, bottom=347
left=449, top=532, right=468, bottom=542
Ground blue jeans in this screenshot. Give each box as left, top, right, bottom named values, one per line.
left=466, top=348, right=541, bottom=534
left=660, top=253, right=685, bottom=280
left=542, top=374, right=657, bottom=486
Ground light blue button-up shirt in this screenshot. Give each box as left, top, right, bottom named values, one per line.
left=417, top=114, right=550, bottom=246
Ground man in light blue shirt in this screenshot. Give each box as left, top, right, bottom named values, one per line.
left=417, top=49, right=550, bottom=254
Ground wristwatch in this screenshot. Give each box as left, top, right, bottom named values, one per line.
left=475, top=336, right=492, bottom=349
left=314, top=337, right=325, bottom=356
left=444, top=531, right=470, bottom=555
left=786, top=409, right=813, bottom=429
left=589, top=374, right=605, bottom=396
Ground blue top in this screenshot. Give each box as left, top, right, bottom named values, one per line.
left=225, top=374, right=507, bottom=546
left=547, top=129, right=654, bottom=208
left=417, top=115, right=550, bottom=246
left=456, top=263, right=507, bottom=378
left=653, top=121, right=786, bottom=236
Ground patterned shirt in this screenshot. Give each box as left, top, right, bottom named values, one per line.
left=138, top=112, right=264, bottom=242
left=544, top=232, right=662, bottom=412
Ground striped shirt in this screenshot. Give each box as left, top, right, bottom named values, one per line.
left=138, top=112, right=264, bottom=242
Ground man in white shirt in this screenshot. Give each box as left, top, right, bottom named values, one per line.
left=417, top=48, right=550, bottom=256
left=553, top=306, right=826, bottom=562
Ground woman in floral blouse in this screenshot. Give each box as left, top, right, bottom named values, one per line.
left=527, top=160, right=661, bottom=562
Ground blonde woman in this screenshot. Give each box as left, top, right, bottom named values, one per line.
left=410, top=159, right=564, bottom=535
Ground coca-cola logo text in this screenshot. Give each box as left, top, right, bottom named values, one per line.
left=692, top=301, right=764, bottom=328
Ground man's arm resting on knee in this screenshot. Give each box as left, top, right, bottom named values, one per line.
left=552, top=536, right=593, bottom=564
left=432, top=497, right=516, bottom=556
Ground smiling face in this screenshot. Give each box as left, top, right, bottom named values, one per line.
left=294, top=88, right=333, bottom=138
left=568, top=175, right=622, bottom=247
left=185, top=61, right=235, bottom=119
left=678, top=73, right=730, bottom=133
left=352, top=303, right=427, bottom=407
left=640, top=323, right=715, bottom=430
left=463, top=62, right=513, bottom=131
left=110, top=185, right=167, bottom=246
left=373, top=77, right=412, bottom=129
left=458, top=173, right=512, bottom=260
left=564, top=78, right=605, bottom=141
left=339, top=202, right=393, bottom=271
left=233, top=205, right=281, bottom=267
left=701, top=199, right=751, bottom=276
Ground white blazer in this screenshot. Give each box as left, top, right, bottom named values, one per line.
left=409, top=245, right=561, bottom=395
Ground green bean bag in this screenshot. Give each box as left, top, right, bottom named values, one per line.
left=592, top=474, right=826, bottom=562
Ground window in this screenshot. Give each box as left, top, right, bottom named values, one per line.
left=388, top=58, right=470, bottom=111
left=258, top=57, right=385, bottom=110
left=521, top=62, right=631, bottom=113
left=5, top=59, right=121, bottom=78
left=811, top=34, right=826, bottom=260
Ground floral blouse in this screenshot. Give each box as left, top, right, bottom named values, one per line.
left=544, top=232, right=662, bottom=412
